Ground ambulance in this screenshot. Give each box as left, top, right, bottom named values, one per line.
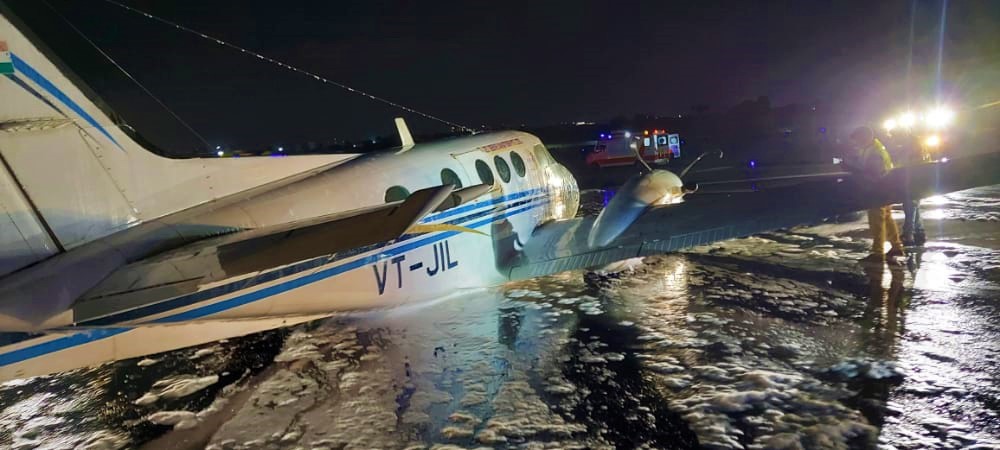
left=586, top=130, right=681, bottom=168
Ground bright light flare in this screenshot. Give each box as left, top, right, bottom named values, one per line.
left=883, top=118, right=897, bottom=132
left=924, top=135, right=941, bottom=147
left=898, top=112, right=917, bottom=128
left=924, top=107, right=955, bottom=129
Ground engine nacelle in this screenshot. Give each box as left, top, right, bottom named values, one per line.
left=588, top=170, right=684, bottom=248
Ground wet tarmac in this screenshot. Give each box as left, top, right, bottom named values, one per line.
left=1, top=186, right=998, bottom=450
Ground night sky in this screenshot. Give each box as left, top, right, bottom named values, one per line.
left=6, top=0, right=999, bottom=153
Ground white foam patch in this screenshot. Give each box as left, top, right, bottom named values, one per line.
left=189, top=348, right=215, bottom=360
left=136, top=358, right=160, bottom=367
left=506, top=289, right=545, bottom=299
left=136, top=375, right=219, bottom=405
left=148, top=411, right=199, bottom=430
left=274, top=333, right=324, bottom=362
left=133, top=392, right=159, bottom=406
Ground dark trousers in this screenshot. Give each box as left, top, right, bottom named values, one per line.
left=902, top=197, right=924, bottom=239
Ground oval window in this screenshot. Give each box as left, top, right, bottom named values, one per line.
left=384, top=185, right=410, bottom=203
left=440, top=168, right=463, bottom=189
left=494, top=155, right=512, bottom=183
left=475, top=159, right=495, bottom=186
left=510, top=151, right=526, bottom=177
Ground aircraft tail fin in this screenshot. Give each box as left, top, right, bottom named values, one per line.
left=0, top=7, right=353, bottom=276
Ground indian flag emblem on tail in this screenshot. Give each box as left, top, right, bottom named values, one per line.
left=0, top=41, right=12, bottom=75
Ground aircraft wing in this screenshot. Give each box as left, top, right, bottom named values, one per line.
left=509, top=152, right=1000, bottom=280
left=1, top=184, right=470, bottom=331
left=0, top=183, right=502, bottom=379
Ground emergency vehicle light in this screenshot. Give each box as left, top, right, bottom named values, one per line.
left=924, top=107, right=954, bottom=129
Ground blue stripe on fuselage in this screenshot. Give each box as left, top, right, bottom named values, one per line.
left=0, top=194, right=547, bottom=367
left=10, top=53, right=123, bottom=150
left=78, top=190, right=546, bottom=326
left=156, top=199, right=547, bottom=323
left=419, top=188, right=541, bottom=224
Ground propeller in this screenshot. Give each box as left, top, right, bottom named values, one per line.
left=588, top=149, right=724, bottom=248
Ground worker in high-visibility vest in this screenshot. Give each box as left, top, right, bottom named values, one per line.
left=849, top=126, right=906, bottom=264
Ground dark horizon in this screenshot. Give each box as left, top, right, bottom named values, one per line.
left=5, top=0, right=998, bottom=154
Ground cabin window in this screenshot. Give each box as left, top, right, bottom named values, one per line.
left=474, top=159, right=495, bottom=186
left=494, top=155, right=512, bottom=183
left=510, top=151, right=526, bottom=177
left=384, top=185, right=410, bottom=203
left=440, top=168, right=463, bottom=189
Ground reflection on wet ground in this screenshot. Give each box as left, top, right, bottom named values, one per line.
left=1, top=186, right=998, bottom=449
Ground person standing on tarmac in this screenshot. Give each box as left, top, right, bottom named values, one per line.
left=848, top=126, right=907, bottom=265
left=887, top=129, right=930, bottom=246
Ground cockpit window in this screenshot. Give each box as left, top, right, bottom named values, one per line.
left=510, top=151, right=526, bottom=177
left=494, top=155, right=511, bottom=183
left=533, top=143, right=556, bottom=167
left=440, top=168, right=463, bottom=189
left=474, top=159, right=495, bottom=186
left=384, top=185, right=410, bottom=203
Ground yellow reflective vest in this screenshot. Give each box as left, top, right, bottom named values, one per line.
left=859, top=138, right=894, bottom=177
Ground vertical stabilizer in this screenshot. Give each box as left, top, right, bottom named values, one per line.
left=0, top=7, right=354, bottom=275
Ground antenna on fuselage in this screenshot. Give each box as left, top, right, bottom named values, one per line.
left=395, top=117, right=415, bottom=152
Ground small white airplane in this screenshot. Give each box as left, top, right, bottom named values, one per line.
left=0, top=5, right=996, bottom=381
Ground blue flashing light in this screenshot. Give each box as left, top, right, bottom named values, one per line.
left=602, top=188, right=617, bottom=207
left=749, top=159, right=757, bottom=169
left=819, top=127, right=827, bottom=134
